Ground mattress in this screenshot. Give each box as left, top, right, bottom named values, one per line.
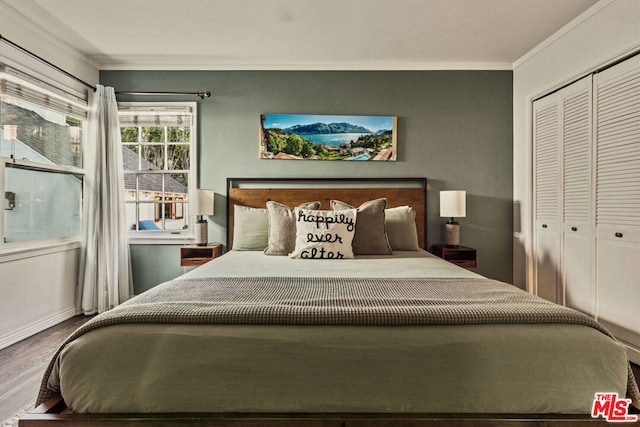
left=41, top=250, right=636, bottom=414
left=181, top=249, right=483, bottom=279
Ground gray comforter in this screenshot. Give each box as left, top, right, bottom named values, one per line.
left=37, top=275, right=640, bottom=407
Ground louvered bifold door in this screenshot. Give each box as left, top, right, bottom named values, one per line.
left=594, top=54, right=640, bottom=344
left=533, top=94, right=562, bottom=303
left=562, top=76, right=594, bottom=314
left=563, top=77, right=593, bottom=231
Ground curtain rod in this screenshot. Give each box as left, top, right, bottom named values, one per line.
left=115, top=91, right=212, bottom=99
left=0, top=34, right=97, bottom=92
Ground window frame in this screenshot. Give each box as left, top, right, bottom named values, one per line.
left=0, top=67, right=87, bottom=253
left=118, top=102, right=198, bottom=244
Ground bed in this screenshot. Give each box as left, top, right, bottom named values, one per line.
left=21, top=177, right=639, bottom=426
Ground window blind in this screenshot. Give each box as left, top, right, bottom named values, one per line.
left=0, top=64, right=88, bottom=119
left=119, top=106, right=194, bottom=127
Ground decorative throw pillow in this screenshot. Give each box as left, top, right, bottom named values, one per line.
left=385, top=206, right=419, bottom=250
left=232, top=205, right=268, bottom=251
left=290, top=208, right=357, bottom=259
left=264, top=201, right=321, bottom=255
left=330, top=198, right=392, bottom=255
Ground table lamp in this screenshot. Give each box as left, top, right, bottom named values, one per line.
left=440, top=190, right=466, bottom=247
left=190, top=189, right=214, bottom=246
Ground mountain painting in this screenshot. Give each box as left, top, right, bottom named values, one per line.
left=260, top=114, right=397, bottom=161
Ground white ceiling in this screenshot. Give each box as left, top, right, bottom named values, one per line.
left=5, top=0, right=600, bottom=70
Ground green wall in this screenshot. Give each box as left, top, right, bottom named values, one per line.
left=129, top=244, right=185, bottom=294
left=101, top=70, right=513, bottom=285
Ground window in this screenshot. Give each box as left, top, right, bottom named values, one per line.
left=118, top=103, right=196, bottom=234
left=0, top=64, right=87, bottom=246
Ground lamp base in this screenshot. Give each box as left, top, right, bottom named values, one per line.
left=195, top=220, right=208, bottom=246
left=445, top=221, right=460, bottom=247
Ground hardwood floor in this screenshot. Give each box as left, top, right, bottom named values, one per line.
left=1, top=316, right=639, bottom=421
left=0, top=315, right=93, bottom=422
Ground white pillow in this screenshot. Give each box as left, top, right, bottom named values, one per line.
left=232, top=205, right=268, bottom=251
left=289, top=208, right=357, bottom=259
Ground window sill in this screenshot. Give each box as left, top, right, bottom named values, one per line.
left=128, top=233, right=195, bottom=245
left=0, top=240, right=81, bottom=263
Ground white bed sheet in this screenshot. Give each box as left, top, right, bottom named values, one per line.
left=183, top=248, right=483, bottom=279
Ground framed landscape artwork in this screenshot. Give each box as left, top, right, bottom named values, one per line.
left=260, top=114, right=397, bottom=161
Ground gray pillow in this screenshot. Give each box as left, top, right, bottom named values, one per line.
left=264, top=201, right=321, bottom=255
left=330, top=198, right=392, bottom=255
left=232, top=205, right=268, bottom=251
left=385, top=206, right=419, bottom=251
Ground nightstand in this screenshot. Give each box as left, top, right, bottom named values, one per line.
left=429, top=244, right=477, bottom=268
left=180, top=244, right=223, bottom=267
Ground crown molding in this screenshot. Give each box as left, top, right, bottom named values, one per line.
left=97, top=59, right=514, bottom=72
left=512, top=0, right=614, bottom=69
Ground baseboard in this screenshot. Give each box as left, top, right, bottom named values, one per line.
left=0, top=306, right=76, bottom=350
left=622, top=340, right=640, bottom=366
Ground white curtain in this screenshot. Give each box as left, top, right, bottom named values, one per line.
left=77, top=84, right=132, bottom=314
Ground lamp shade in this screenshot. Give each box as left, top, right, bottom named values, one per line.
left=440, top=191, right=466, bottom=218
left=189, top=189, right=214, bottom=216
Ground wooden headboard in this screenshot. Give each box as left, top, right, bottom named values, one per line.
left=226, top=177, right=427, bottom=250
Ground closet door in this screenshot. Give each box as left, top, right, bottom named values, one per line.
left=533, top=94, right=562, bottom=303
left=594, top=55, right=640, bottom=348
left=562, top=76, right=594, bottom=315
